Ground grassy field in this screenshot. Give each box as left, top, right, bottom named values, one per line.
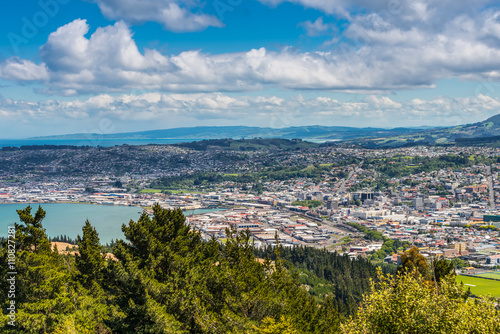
left=139, top=189, right=162, bottom=193
left=456, top=275, right=500, bottom=297
left=475, top=272, right=500, bottom=280
left=301, top=165, right=316, bottom=172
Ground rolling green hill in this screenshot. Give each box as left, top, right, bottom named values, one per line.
left=27, top=113, right=500, bottom=148
left=29, top=125, right=430, bottom=142
left=172, top=138, right=319, bottom=151
left=353, top=113, right=500, bottom=147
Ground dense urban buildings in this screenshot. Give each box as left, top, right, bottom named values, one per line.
left=2, top=143, right=500, bottom=270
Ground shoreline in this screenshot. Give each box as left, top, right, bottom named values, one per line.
left=0, top=201, right=143, bottom=209
left=0, top=201, right=227, bottom=213
left=0, top=204, right=228, bottom=243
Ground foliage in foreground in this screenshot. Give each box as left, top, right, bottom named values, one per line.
left=341, top=268, right=500, bottom=334
left=1, top=205, right=339, bottom=333
left=0, top=206, right=111, bottom=333
left=2, top=205, right=500, bottom=333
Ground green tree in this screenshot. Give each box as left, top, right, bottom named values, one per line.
left=431, top=257, right=455, bottom=283
left=341, top=268, right=500, bottom=334
left=253, top=183, right=264, bottom=194
left=1, top=206, right=112, bottom=333
left=254, top=315, right=298, bottom=334
left=451, top=258, right=467, bottom=269
left=105, top=205, right=196, bottom=333
left=3, top=204, right=348, bottom=333
left=104, top=204, right=340, bottom=333
left=76, top=220, right=105, bottom=288
left=398, top=246, right=430, bottom=279
left=15, top=205, right=51, bottom=253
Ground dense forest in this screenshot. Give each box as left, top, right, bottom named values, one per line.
left=1, top=205, right=500, bottom=333
left=255, top=246, right=376, bottom=316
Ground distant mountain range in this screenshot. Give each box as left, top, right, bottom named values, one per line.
left=31, top=125, right=435, bottom=142
left=27, top=113, right=500, bottom=147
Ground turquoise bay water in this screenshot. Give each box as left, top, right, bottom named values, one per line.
left=0, top=204, right=223, bottom=244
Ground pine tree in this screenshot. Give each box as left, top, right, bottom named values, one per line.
left=431, top=257, right=455, bottom=283
left=104, top=204, right=201, bottom=333
left=2, top=206, right=112, bottom=333
left=3, top=204, right=347, bottom=333
left=76, top=220, right=105, bottom=288
left=15, top=205, right=51, bottom=253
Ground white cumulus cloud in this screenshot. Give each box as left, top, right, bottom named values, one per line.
left=0, top=58, right=48, bottom=81
left=3, top=4, right=500, bottom=96
left=299, top=17, right=334, bottom=36
left=93, top=0, right=223, bottom=32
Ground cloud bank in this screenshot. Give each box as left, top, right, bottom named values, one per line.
left=1, top=92, right=498, bottom=126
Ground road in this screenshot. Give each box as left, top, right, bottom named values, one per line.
left=281, top=207, right=351, bottom=234
left=336, top=161, right=363, bottom=195
left=487, top=165, right=495, bottom=210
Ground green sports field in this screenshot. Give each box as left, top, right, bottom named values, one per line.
left=475, top=272, right=500, bottom=280
left=456, top=275, right=500, bottom=297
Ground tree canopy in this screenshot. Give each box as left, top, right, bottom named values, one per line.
left=341, top=268, right=500, bottom=334
left=2, top=205, right=500, bottom=333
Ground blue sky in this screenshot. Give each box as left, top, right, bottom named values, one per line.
left=1, top=0, right=500, bottom=137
